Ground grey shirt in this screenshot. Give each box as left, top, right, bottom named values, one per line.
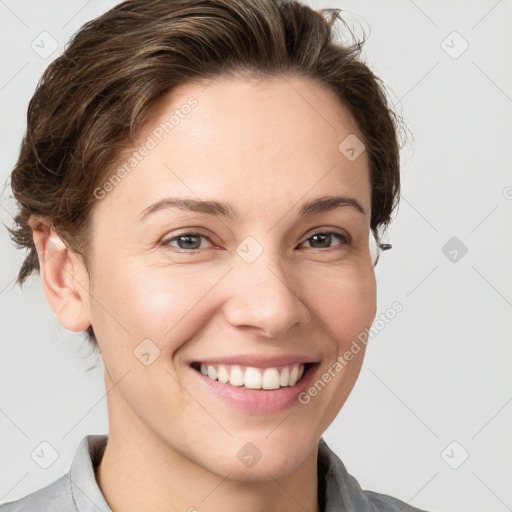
left=0, top=435, right=428, bottom=511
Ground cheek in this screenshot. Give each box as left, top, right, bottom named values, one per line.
left=302, top=263, right=377, bottom=350
left=90, top=260, right=228, bottom=355
left=295, top=265, right=375, bottom=435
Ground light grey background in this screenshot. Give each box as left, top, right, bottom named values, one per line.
left=1, top=1, right=511, bottom=511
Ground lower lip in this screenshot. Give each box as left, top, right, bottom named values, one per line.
left=191, top=364, right=319, bottom=414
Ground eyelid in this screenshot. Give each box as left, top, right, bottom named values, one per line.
left=301, top=227, right=351, bottom=245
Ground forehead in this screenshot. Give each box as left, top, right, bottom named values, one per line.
left=94, top=76, right=371, bottom=225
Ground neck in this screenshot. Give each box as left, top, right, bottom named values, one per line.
left=95, top=398, right=320, bottom=512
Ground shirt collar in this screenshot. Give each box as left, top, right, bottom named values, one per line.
left=70, top=434, right=111, bottom=512
left=318, top=436, right=375, bottom=511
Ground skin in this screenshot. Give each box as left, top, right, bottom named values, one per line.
left=30, top=75, right=376, bottom=512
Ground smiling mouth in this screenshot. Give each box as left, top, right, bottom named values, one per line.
left=191, top=362, right=317, bottom=390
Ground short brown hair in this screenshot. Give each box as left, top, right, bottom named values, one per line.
left=7, top=0, right=403, bottom=348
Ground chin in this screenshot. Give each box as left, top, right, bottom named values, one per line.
left=213, top=453, right=309, bottom=482
left=198, top=434, right=317, bottom=482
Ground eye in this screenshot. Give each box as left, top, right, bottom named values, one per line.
left=161, top=232, right=214, bottom=252
left=160, top=229, right=351, bottom=253
left=299, top=231, right=350, bottom=250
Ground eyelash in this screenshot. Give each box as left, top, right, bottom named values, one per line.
left=159, top=230, right=351, bottom=253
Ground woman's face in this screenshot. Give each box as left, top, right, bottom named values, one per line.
left=85, top=75, right=376, bottom=479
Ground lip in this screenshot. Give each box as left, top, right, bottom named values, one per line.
left=190, top=360, right=320, bottom=414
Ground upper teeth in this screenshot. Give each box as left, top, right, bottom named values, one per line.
left=199, top=363, right=305, bottom=389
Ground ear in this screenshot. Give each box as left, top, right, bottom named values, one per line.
left=29, top=216, right=92, bottom=333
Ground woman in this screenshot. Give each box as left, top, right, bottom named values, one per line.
left=1, top=0, right=427, bottom=510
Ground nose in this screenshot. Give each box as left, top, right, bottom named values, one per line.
left=222, top=248, right=311, bottom=339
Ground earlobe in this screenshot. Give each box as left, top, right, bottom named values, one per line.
left=30, top=217, right=92, bottom=333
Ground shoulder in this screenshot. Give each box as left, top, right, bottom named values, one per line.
left=0, top=474, right=74, bottom=512
left=0, top=434, right=109, bottom=512
left=363, top=490, right=429, bottom=511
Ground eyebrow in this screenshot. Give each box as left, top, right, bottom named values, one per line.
left=138, top=194, right=366, bottom=222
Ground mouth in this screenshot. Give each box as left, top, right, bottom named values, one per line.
left=190, top=361, right=317, bottom=390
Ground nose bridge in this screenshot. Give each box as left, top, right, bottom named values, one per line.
left=223, top=235, right=309, bottom=337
